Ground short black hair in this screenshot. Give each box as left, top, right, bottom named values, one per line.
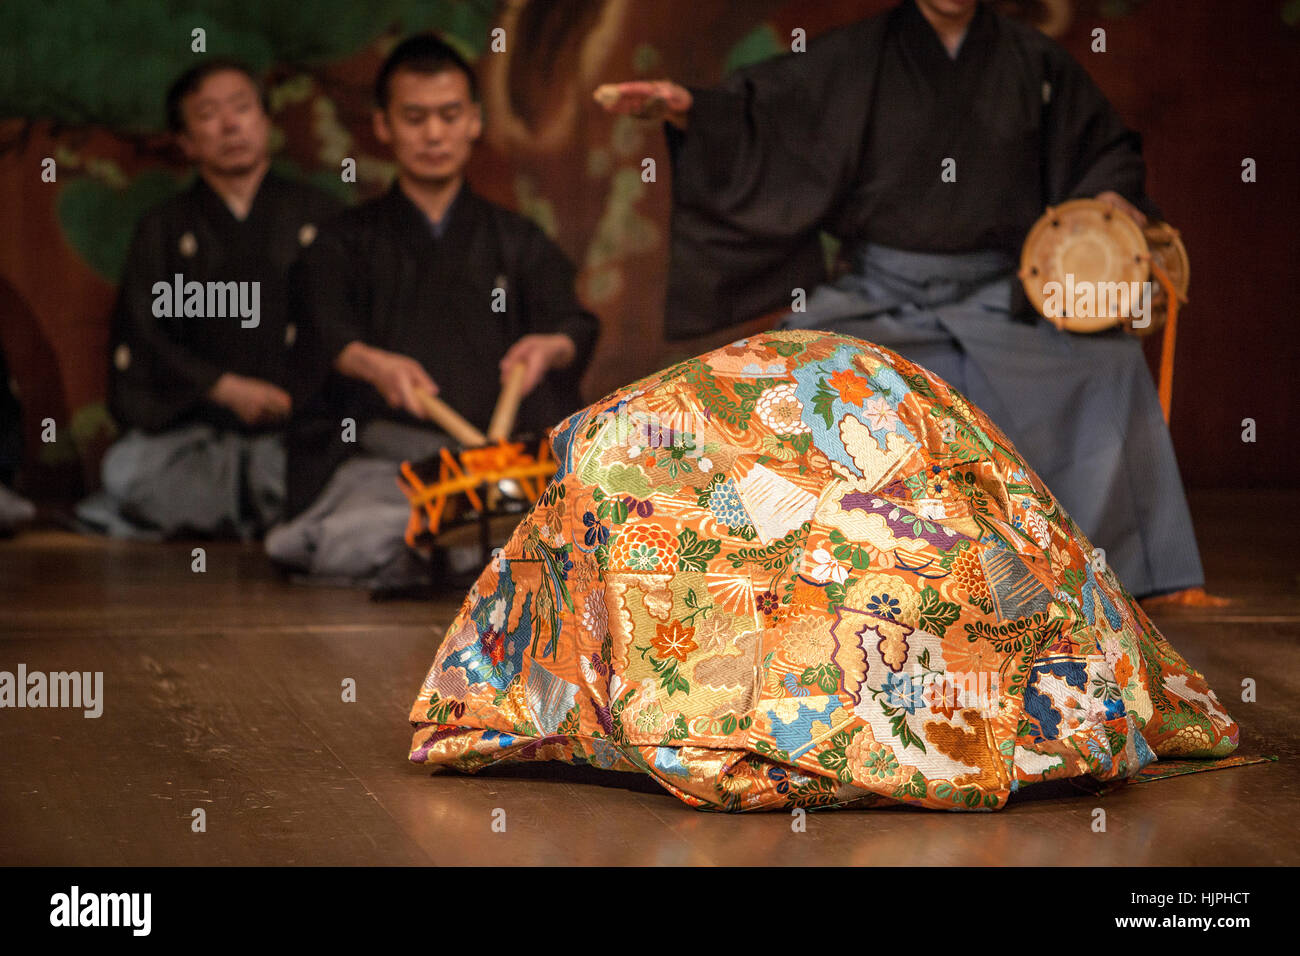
left=165, top=59, right=269, bottom=134
left=374, top=33, right=478, bottom=109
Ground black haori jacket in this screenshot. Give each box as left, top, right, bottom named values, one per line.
left=108, top=172, right=342, bottom=433
left=663, top=0, right=1160, bottom=340
left=283, top=182, right=599, bottom=518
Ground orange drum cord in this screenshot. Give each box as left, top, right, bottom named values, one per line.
left=399, top=438, right=557, bottom=548
left=1150, top=261, right=1180, bottom=424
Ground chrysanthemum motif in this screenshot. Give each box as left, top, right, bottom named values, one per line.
left=1163, top=721, right=1214, bottom=756
left=949, top=546, right=993, bottom=613
left=608, top=524, right=678, bottom=572
left=582, top=592, right=609, bottom=639
left=755, top=383, right=810, bottom=435
left=718, top=767, right=753, bottom=794
left=408, top=329, right=1244, bottom=812
left=846, top=732, right=904, bottom=788
left=866, top=592, right=901, bottom=619
left=707, top=478, right=748, bottom=526
left=848, top=572, right=921, bottom=624
left=782, top=615, right=835, bottom=667
left=627, top=543, right=658, bottom=570
left=863, top=741, right=902, bottom=781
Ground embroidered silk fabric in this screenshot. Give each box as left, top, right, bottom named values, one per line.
left=408, top=330, right=1240, bottom=811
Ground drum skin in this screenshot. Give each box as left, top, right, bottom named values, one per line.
left=1020, top=199, right=1150, bottom=333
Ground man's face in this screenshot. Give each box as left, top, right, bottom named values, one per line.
left=373, top=68, right=481, bottom=184
left=177, top=70, right=270, bottom=176
left=917, top=0, right=979, bottom=20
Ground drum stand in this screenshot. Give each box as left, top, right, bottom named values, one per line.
left=398, top=363, right=558, bottom=566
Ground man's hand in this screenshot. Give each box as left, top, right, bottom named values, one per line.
left=499, top=334, right=577, bottom=398
left=593, top=80, right=692, bottom=130
left=335, top=341, right=438, bottom=420
left=208, top=373, right=292, bottom=427
left=1095, top=190, right=1148, bottom=228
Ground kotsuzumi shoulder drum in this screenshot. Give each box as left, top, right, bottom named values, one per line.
left=1019, top=198, right=1189, bottom=335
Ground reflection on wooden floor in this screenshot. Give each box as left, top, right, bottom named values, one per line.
left=1, top=490, right=1296, bottom=865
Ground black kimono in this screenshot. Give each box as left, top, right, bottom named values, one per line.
left=268, top=182, right=599, bottom=585
left=661, top=0, right=1203, bottom=598
left=109, top=172, right=343, bottom=432
left=665, top=0, right=1157, bottom=337
left=76, top=171, right=342, bottom=540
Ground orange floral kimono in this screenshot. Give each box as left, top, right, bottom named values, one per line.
left=408, top=330, right=1251, bottom=811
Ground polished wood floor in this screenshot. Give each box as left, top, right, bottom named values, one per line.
left=1, top=489, right=1296, bottom=865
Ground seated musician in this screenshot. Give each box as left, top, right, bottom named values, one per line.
left=599, top=0, right=1217, bottom=605
left=76, top=60, right=342, bottom=539
left=267, top=34, right=599, bottom=587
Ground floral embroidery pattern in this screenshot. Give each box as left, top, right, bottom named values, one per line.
left=409, top=331, right=1244, bottom=811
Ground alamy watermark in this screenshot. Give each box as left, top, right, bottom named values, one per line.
left=1040, top=273, right=1153, bottom=328
left=49, top=886, right=150, bottom=935
left=0, top=664, right=103, bottom=718
left=151, top=273, right=260, bottom=328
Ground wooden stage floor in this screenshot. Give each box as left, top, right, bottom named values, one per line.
left=1, top=489, right=1296, bottom=866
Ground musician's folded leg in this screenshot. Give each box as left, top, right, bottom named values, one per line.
left=266, top=455, right=422, bottom=588
left=312, top=500, right=412, bottom=585
left=77, top=424, right=275, bottom=539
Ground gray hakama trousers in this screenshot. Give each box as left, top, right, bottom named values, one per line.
left=264, top=456, right=414, bottom=586
left=75, top=424, right=284, bottom=540
left=264, top=420, right=481, bottom=588
left=779, top=244, right=1203, bottom=598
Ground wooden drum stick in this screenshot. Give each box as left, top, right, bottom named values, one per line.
left=487, top=361, right=529, bottom=442
left=416, top=391, right=488, bottom=447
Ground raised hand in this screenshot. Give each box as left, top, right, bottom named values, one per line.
left=593, top=80, right=693, bottom=129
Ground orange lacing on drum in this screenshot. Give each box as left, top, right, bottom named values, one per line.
left=397, top=439, right=557, bottom=546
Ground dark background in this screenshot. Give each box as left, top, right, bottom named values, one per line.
left=1, top=0, right=1296, bottom=501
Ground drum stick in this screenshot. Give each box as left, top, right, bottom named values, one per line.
left=487, top=361, right=529, bottom=442
left=416, top=391, right=488, bottom=447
